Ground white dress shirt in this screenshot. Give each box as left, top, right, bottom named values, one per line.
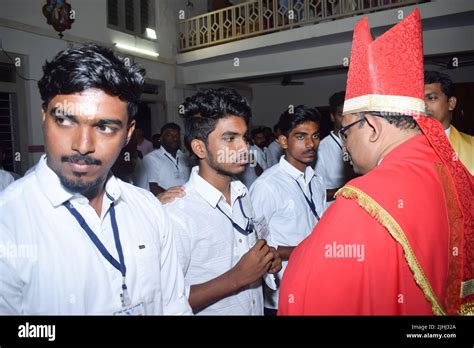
left=0, top=155, right=191, bottom=315
left=253, top=145, right=268, bottom=171
left=250, top=156, right=326, bottom=309
left=137, top=138, right=154, bottom=157
left=315, top=131, right=355, bottom=207
left=0, top=166, right=21, bottom=181
left=139, top=147, right=191, bottom=190
left=165, top=166, right=264, bottom=315
left=265, top=140, right=283, bottom=168
left=0, top=169, right=14, bottom=192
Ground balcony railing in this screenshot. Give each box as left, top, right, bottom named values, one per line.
left=178, top=0, right=424, bottom=52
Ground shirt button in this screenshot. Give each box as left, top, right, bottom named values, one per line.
left=239, top=239, right=242, bottom=243
left=252, top=299, right=256, bottom=305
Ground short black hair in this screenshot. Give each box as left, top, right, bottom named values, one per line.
left=180, top=88, right=251, bottom=147
left=329, top=91, right=346, bottom=114
left=279, top=105, right=321, bottom=137
left=38, top=43, right=145, bottom=122
left=273, top=123, right=280, bottom=132
left=161, top=122, right=181, bottom=134
left=424, top=71, right=454, bottom=98
left=251, top=126, right=265, bottom=139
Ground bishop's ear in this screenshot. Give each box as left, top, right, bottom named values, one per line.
left=190, top=139, right=207, bottom=160
left=365, top=114, right=382, bottom=143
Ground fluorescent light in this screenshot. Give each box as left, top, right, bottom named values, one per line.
left=114, top=43, right=159, bottom=57
left=145, top=28, right=157, bottom=40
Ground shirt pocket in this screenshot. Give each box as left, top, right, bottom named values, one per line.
left=199, top=223, right=233, bottom=270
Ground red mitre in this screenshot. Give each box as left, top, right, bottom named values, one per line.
left=343, top=8, right=474, bottom=315
left=343, top=8, right=425, bottom=116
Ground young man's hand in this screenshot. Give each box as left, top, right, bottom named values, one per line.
left=267, top=246, right=282, bottom=274
left=231, top=239, right=274, bottom=287
left=157, top=186, right=185, bottom=204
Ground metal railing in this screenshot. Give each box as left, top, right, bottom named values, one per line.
left=178, top=0, right=423, bottom=52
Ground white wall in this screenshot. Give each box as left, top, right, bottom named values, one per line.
left=250, top=65, right=474, bottom=127
left=250, top=72, right=348, bottom=126
left=0, top=27, right=68, bottom=167
left=0, top=0, right=170, bottom=59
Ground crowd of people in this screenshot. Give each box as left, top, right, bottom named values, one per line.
left=0, top=8, right=472, bottom=316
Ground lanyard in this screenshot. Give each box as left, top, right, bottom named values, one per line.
left=63, top=199, right=131, bottom=307
left=295, top=178, right=320, bottom=221
left=216, top=196, right=254, bottom=236
left=330, top=132, right=343, bottom=151
left=164, top=153, right=179, bottom=172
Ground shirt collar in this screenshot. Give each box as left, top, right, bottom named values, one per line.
left=330, top=131, right=343, bottom=145
left=188, top=166, right=247, bottom=208
left=35, top=154, right=123, bottom=208
left=279, top=156, right=315, bottom=185
left=160, top=146, right=182, bottom=159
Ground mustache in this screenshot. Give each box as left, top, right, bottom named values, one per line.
left=303, top=149, right=316, bottom=155
left=61, top=154, right=102, bottom=166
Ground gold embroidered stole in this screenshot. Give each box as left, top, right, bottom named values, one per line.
left=336, top=185, right=446, bottom=315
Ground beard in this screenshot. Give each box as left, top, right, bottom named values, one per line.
left=57, top=171, right=105, bottom=195
left=54, top=154, right=105, bottom=195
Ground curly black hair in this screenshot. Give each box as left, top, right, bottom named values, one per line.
left=38, top=43, right=145, bottom=122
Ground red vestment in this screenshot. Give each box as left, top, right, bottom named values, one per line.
left=278, top=131, right=473, bottom=315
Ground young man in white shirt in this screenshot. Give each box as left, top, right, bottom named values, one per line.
left=139, top=123, right=190, bottom=196
left=250, top=105, right=326, bottom=315
left=315, top=91, right=356, bottom=206
left=166, top=88, right=282, bottom=315
left=0, top=43, right=191, bottom=315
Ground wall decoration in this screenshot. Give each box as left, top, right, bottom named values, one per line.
left=42, top=0, right=75, bottom=39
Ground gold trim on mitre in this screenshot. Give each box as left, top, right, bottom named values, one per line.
left=335, top=185, right=446, bottom=315
left=343, top=94, right=425, bottom=115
